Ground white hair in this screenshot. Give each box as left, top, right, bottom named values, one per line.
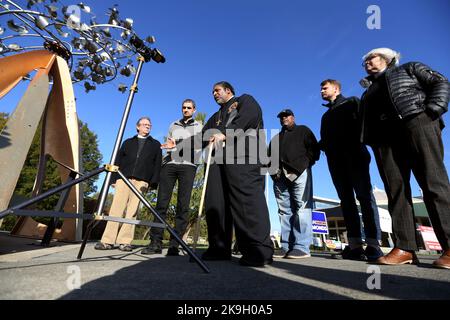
left=363, top=48, right=401, bottom=66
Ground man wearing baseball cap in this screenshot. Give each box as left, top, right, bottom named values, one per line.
left=269, top=108, right=320, bottom=259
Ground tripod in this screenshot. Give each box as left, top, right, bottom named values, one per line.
left=0, top=55, right=210, bottom=273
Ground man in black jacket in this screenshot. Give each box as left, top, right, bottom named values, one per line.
left=360, top=48, right=450, bottom=268
left=95, top=116, right=162, bottom=252
left=269, top=109, right=319, bottom=259
left=205, top=82, right=273, bottom=267
left=162, top=81, right=274, bottom=267
left=320, top=79, right=382, bottom=262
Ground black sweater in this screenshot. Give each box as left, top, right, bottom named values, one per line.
left=320, top=94, right=364, bottom=153
left=111, top=135, right=162, bottom=186
left=270, top=125, right=320, bottom=176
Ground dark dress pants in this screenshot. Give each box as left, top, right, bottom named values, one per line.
left=372, top=112, right=450, bottom=251
left=326, top=146, right=381, bottom=245
left=150, top=164, right=196, bottom=246
left=205, top=163, right=273, bottom=262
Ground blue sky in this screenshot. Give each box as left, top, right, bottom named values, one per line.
left=1, top=0, right=449, bottom=232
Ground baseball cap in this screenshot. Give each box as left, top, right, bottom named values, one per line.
left=277, top=109, right=294, bottom=118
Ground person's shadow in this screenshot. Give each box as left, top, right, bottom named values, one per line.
left=58, top=250, right=450, bottom=300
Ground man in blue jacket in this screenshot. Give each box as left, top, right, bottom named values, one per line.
left=95, top=116, right=162, bottom=252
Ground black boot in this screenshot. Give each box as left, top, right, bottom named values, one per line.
left=141, top=242, right=162, bottom=255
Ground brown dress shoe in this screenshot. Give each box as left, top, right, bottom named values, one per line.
left=433, top=249, right=450, bottom=269
left=376, top=248, right=418, bottom=265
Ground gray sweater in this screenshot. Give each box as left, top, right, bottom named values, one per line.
left=164, top=118, right=203, bottom=166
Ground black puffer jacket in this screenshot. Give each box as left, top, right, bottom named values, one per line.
left=360, top=62, right=450, bottom=144
left=361, top=62, right=449, bottom=120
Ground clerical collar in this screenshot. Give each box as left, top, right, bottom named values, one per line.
left=220, top=96, right=236, bottom=109
left=137, top=134, right=148, bottom=139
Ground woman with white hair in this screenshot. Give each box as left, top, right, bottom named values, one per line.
left=359, top=47, right=450, bottom=269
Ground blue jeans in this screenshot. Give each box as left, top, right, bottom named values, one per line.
left=273, top=168, right=313, bottom=254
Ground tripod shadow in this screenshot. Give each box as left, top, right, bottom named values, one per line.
left=2, top=235, right=448, bottom=300
left=58, top=254, right=346, bottom=300
left=0, top=232, right=77, bottom=256
left=56, top=250, right=450, bottom=300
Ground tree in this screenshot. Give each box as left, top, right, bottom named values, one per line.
left=133, top=189, right=159, bottom=240
left=0, top=112, right=7, bottom=129
left=14, top=127, right=61, bottom=210
left=194, top=112, right=206, bottom=126
left=79, top=121, right=103, bottom=196
left=0, top=113, right=102, bottom=230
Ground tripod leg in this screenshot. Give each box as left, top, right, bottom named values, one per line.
left=41, top=171, right=78, bottom=246
left=77, top=220, right=98, bottom=259
left=77, top=59, right=146, bottom=260
left=41, top=219, right=57, bottom=247
left=0, top=167, right=104, bottom=220
left=116, top=170, right=210, bottom=273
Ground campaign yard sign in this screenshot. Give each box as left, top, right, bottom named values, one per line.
left=418, top=226, right=442, bottom=251
left=312, top=211, right=328, bottom=234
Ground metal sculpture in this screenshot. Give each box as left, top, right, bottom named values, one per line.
left=0, top=0, right=154, bottom=240
left=0, top=1, right=209, bottom=272
left=0, top=0, right=163, bottom=241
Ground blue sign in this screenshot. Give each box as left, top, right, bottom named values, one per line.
left=312, top=211, right=328, bottom=234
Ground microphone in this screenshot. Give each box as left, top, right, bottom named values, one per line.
left=130, top=35, right=165, bottom=63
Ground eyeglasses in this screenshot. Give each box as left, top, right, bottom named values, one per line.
left=182, top=106, right=193, bottom=110
left=139, top=123, right=151, bottom=127
left=362, top=55, right=380, bottom=66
